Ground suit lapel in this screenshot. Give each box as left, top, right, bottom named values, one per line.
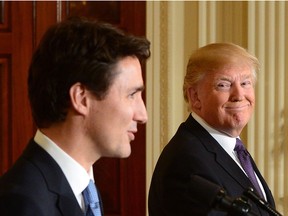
left=184, top=116, right=255, bottom=190
left=249, top=156, right=275, bottom=206
left=185, top=115, right=275, bottom=207
left=57, top=195, right=84, bottom=216
left=23, top=141, right=84, bottom=216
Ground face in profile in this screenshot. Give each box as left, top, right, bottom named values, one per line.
left=190, top=66, right=255, bottom=137
left=86, top=56, right=148, bottom=158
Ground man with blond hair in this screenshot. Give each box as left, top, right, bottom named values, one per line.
left=149, top=43, right=275, bottom=215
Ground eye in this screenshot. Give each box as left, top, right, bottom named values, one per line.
left=128, top=91, right=138, bottom=99
left=241, top=80, right=252, bottom=88
left=216, top=81, right=231, bottom=90
left=128, top=87, right=144, bottom=99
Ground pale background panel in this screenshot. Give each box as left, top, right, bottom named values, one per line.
left=146, top=1, right=288, bottom=215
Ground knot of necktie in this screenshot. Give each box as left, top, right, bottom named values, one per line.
left=234, top=138, right=245, bottom=151
left=234, top=138, right=250, bottom=157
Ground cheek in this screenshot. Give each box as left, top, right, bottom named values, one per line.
left=249, top=94, right=255, bottom=104
left=202, top=93, right=225, bottom=107
left=110, top=103, right=132, bottom=125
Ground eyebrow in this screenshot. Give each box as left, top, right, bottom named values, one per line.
left=216, top=74, right=253, bottom=82
left=215, top=77, right=231, bottom=82
left=135, top=85, right=145, bottom=92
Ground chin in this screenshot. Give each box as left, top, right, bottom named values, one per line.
left=125, top=148, right=132, bottom=156
left=119, top=152, right=131, bottom=158
left=118, top=147, right=132, bottom=158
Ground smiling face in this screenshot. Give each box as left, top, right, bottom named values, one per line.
left=189, top=66, right=255, bottom=137
left=85, top=56, right=147, bottom=159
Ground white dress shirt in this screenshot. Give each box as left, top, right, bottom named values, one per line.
left=34, top=129, right=94, bottom=211
left=191, top=112, right=267, bottom=200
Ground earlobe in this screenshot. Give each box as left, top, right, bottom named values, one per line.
left=69, top=83, right=89, bottom=115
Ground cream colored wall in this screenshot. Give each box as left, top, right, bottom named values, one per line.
left=146, top=1, right=288, bottom=215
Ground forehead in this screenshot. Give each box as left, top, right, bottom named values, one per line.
left=110, top=56, right=143, bottom=87
left=207, top=66, right=254, bottom=80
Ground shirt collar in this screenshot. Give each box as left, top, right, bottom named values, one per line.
left=34, top=129, right=94, bottom=197
left=191, top=112, right=238, bottom=156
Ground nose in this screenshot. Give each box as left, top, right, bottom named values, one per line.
left=135, top=98, right=148, bottom=124
left=230, top=83, right=244, bottom=102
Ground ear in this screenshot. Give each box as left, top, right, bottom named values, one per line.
left=187, top=86, right=201, bottom=110
left=69, top=82, right=89, bottom=115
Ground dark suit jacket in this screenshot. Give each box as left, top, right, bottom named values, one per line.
left=0, top=140, right=103, bottom=216
left=148, top=115, right=275, bottom=216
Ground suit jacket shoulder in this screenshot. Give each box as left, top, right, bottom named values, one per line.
left=0, top=140, right=83, bottom=216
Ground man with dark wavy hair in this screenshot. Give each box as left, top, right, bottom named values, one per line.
left=0, top=17, right=150, bottom=216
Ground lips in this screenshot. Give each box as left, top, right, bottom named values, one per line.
left=128, top=123, right=137, bottom=141
left=225, top=104, right=250, bottom=110
left=128, top=130, right=136, bottom=141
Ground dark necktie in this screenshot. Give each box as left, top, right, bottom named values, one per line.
left=234, top=138, right=264, bottom=199
left=82, top=180, right=102, bottom=216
